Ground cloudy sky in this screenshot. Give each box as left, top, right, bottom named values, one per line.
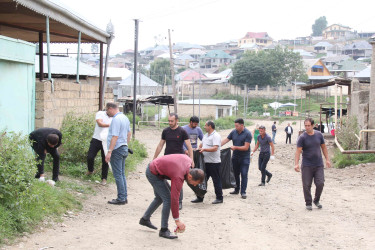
left=51, top=0, right=375, bottom=55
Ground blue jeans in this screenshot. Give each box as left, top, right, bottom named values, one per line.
left=258, top=152, right=272, bottom=184
left=110, top=145, right=128, bottom=201
left=232, top=157, right=250, bottom=195
left=143, top=165, right=171, bottom=229
left=272, top=131, right=276, bottom=143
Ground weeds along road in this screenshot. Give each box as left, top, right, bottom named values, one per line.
left=6, top=121, right=375, bottom=250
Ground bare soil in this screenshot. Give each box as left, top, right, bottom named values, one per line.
left=5, top=120, right=375, bottom=250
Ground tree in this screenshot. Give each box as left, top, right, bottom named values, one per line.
left=312, top=16, right=328, bottom=36
left=148, top=59, right=172, bottom=85
left=230, top=46, right=308, bottom=88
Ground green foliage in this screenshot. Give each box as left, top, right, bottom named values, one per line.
left=0, top=131, right=36, bottom=204
left=336, top=116, right=360, bottom=150
left=148, top=59, right=171, bottom=85
left=126, top=139, right=148, bottom=174
left=177, top=67, right=186, bottom=73
left=312, top=16, right=328, bottom=36
left=126, top=112, right=141, bottom=125
left=332, top=149, right=375, bottom=168
left=230, top=46, right=307, bottom=88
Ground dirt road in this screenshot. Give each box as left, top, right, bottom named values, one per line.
left=6, top=121, right=375, bottom=250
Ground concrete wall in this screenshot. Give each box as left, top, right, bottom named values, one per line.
left=35, top=79, right=114, bottom=129
left=177, top=104, right=236, bottom=119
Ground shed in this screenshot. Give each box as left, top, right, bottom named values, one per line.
left=177, top=99, right=238, bottom=119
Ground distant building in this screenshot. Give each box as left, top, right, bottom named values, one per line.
left=238, top=32, right=273, bottom=48
left=199, top=50, right=233, bottom=69
left=323, top=24, right=354, bottom=40
left=342, top=41, right=372, bottom=60
left=329, top=59, right=367, bottom=78
left=314, top=42, right=333, bottom=53
left=178, top=99, right=238, bottom=119
left=303, top=59, right=334, bottom=84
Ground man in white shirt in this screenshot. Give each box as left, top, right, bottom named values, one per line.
left=86, top=109, right=112, bottom=185
left=193, top=121, right=223, bottom=204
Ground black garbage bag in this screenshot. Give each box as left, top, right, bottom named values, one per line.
left=220, top=148, right=236, bottom=189
left=187, top=151, right=207, bottom=198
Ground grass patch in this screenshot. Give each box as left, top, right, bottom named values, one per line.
left=332, top=149, right=375, bottom=168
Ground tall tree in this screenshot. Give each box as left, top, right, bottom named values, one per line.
left=148, top=59, right=172, bottom=85
left=312, top=16, right=328, bottom=36
left=230, top=46, right=307, bottom=88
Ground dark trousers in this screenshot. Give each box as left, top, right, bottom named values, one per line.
left=286, top=133, right=292, bottom=144
left=32, top=143, right=60, bottom=181
left=301, top=165, right=325, bottom=206
left=87, top=138, right=109, bottom=180
left=205, top=162, right=223, bottom=200
left=232, top=157, right=250, bottom=195
left=258, top=152, right=272, bottom=184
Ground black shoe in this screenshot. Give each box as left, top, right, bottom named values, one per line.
left=179, top=202, right=182, bottom=210
left=266, top=175, right=272, bottom=183
left=306, top=205, right=313, bottom=210
left=230, top=190, right=239, bottom=195
left=108, top=199, right=127, bottom=205
left=241, top=194, right=247, bottom=199
left=139, top=218, right=157, bottom=230
left=313, top=200, right=323, bottom=209
left=191, top=197, right=204, bottom=203
left=159, top=229, right=178, bottom=239
left=212, top=199, right=223, bottom=204
left=258, top=183, right=265, bottom=186
left=52, top=177, right=59, bottom=182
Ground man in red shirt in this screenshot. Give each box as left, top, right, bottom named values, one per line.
left=139, top=154, right=204, bottom=239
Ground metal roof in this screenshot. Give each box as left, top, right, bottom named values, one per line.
left=35, top=55, right=98, bottom=76
left=118, top=73, right=160, bottom=87
left=178, top=99, right=238, bottom=106
left=0, top=0, right=110, bottom=43
left=300, top=78, right=351, bottom=91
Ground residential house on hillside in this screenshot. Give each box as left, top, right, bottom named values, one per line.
left=175, top=69, right=207, bottom=84
left=200, top=50, right=233, bottom=68
left=173, top=42, right=204, bottom=52
left=278, top=36, right=312, bottom=46
left=314, top=42, right=333, bottom=53
left=204, top=68, right=232, bottom=83
left=178, top=99, right=238, bottom=119
left=342, top=41, right=372, bottom=60
left=182, top=48, right=206, bottom=60
left=117, top=72, right=161, bottom=98
left=239, top=43, right=259, bottom=51
left=323, top=24, right=354, bottom=40
left=326, top=44, right=344, bottom=56
left=175, top=54, right=196, bottom=68
left=293, top=49, right=315, bottom=59
left=358, top=32, right=375, bottom=39
left=108, top=57, right=131, bottom=68
left=329, top=59, right=367, bottom=78
left=355, top=65, right=371, bottom=81
left=322, top=55, right=349, bottom=68
left=238, top=32, right=273, bottom=48
left=303, top=59, right=334, bottom=84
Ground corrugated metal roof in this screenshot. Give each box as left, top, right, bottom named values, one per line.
left=118, top=73, right=160, bottom=87
left=179, top=99, right=238, bottom=106
left=343, top=41, right=372, bottom=50
left=314, top=42, right=333, bottom=47
left=200, top=50, right=233, bottom=59
left=175, top=69, right=207, bottom=81
left=355, top=66, right=371, bottom=78
left=34, top=55, right=98, bottom=76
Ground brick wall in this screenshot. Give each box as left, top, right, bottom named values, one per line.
left=35, top=79, right=114, bottom=129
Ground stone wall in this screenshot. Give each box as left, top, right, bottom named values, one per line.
left=177, top=104, right=217, bottom=119
left=35, top=79, right=114, bottom=129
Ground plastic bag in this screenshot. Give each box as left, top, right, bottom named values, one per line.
left=220, top=148, right=236, bottom=189
left=187, top=151, right=207, bottom=198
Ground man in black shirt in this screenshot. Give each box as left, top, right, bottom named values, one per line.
left=29, top=127, right=62, bottom=182
left=153, top=113, right=194, bottom=210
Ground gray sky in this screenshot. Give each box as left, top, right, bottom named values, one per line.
left=51, top=0, right=375, bottom=55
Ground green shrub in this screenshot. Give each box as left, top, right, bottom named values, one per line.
left=332, top=149, right=375, bottom=168
left=0, top=131, right=36, bottom=205
left=126, top=139, right=148, bottom=174
left=336, top=116, right=359, bottom=150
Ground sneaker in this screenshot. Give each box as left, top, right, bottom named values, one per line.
left=159, top=229, right=178, bottom=239
left=212, top=199, right=223, bottom=204
left=101, top=179, right=107, bottom=186
left=241, top=194, right=247, bottom=199
left=306, top=205, right=312, bottom=211
left=313, top=201, right=322, bottom=209
left=108, top=199, right=127, bottom=205
left=266, top=175, right=272, bottom=183
left=39, top=176, right=45, bottom=182
left=139, top=217, right=157, bottom=230
left=258, top=183, right=265, bottom=186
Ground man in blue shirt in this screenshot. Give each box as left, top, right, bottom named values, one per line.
left=105, top=102, right=131, bottom=205
left=182, top=116, right=204, bottom=154
left=221, top=118, right=252, bottom=199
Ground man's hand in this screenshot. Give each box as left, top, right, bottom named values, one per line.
left=230, top=146, right=236, bottom=151
left=175, top=220, right=185, bottom=231
left=199, top=148, right=205, bottom=153
left=326, top=160, right=332, bottom=168
left=184, top=150, right=189, bottom=155
left=191, top=161, right=195, bottom=168
left=105, top=152, right=112, bottom=163
left=250, top=151, right=254, bottom=157
left=294, top=164, right=300, bottom=172
left=44, top=149, right=47, bottom=154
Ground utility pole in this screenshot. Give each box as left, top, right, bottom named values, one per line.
left=133, top=19, right=139, bottom=138
left=168, top=29, right=177, bottom=113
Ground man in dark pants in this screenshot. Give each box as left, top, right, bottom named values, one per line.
left=29, top=127, right=62, bottom=182
left=192, top=120, right=223, bottom=204
left=86, top=109, right=112, bottom=185
left=139, top=154, right=204, bottom=239
left=271, top=121, right=277, bottom=144
left=251, top=125, right=275, bottom=186
left=285, top=123, right=293, bottom=144
left=221, top=118, right=252, bottom=199
left=153, top=113, right=194, bottom=210
left=295, top=118, right=331, bottom=210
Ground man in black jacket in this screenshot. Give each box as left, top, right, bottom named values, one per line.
left=285, top=123, right=293, bottom=144
left=29, top=128, right=62, bottom=182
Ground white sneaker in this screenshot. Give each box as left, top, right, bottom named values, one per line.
left=39, top=176, right=45, bottom=182
left=46, top=180, right=56, bottom=186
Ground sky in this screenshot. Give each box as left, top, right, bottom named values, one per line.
left=50, top=0, right=375, bottom=55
